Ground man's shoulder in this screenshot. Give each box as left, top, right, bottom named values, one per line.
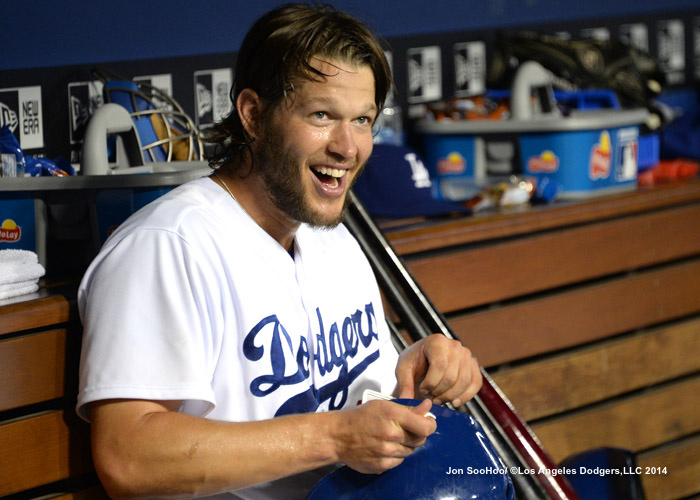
left=107, top=177, right=223, bottom=240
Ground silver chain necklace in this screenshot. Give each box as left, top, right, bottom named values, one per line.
left=213, top=170, right=253, bottom=220
left=213, top=170, right=296, bottom=257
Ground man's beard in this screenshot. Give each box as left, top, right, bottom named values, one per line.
left=253, top=120, right=364, bottom=229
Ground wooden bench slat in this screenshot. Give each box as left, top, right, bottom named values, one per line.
left=0, top=294, right=71, bottom=337
left=638, top=435, right=700, bottom=500
left=386, top=180, right=700, bottom=255
left=407, top=204, right=700, bottom=312
left=0, top=329, right=71, bottom=411
left=531, top=376, right=700, bottom=463
left=0, top=410, right=93, bottom=496
left=452, top=259, right=700, bottom=367
left=491, top=317, right=700, bottom=420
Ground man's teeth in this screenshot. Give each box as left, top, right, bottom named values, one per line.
left=313, top=166, right=346, bottom=178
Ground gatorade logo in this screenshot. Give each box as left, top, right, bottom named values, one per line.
left=0, top=219, right=21, bottom=243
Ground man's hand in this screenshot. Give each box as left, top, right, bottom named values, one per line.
left=393, top=334, right=482, bottom=408
left=330, top=399, right=437, bottom=474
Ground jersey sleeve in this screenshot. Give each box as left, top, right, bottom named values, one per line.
left=76, top=228, right=222, bottom=421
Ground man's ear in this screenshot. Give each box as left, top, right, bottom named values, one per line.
left=236, top=88, right=263, bottom=140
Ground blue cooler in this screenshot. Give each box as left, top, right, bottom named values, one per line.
left=418, top=62, right=649, bottom=200
left=419, top=107, right=648, bottom=200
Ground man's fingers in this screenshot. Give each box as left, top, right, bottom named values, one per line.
left=416, top=340, right=465, bottom=400
left=394, top=372, right=417, bottom=400
left=337, top=399, right=437, bottom=475
left=416, top=338, right=483, bottom=406
left=397, top=400, right=435, bottom=450
left=401, top=433, right=428, bottom=450
left=401, top=399, right=436, bottom=434
left=409, top=398, right=434, bottom=417
left=393, top=352, right=424, bottom=400
left=419, top=356, right=459, bottom=402
left=430, top=353, right=482, bottom=406
left=394, top=334, right=483, bottom=408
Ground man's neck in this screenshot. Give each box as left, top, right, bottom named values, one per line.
left=214, top=167, right=300, bottom=252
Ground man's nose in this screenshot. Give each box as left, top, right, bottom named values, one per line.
left=328, top=122, right=358, bottom=159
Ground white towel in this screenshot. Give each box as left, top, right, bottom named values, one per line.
left=0, top=249, right=45, bottom=286
left=0, top=280, right=39, bottom=301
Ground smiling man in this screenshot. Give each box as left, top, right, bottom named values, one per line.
left=214, top=56, right=376, bottom=243
left=77, top=4, right=481, bottom=500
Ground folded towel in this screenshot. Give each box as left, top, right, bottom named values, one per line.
left=0, top=249, right=45, bottom=286
left=0, top=280, right=39, bottom=301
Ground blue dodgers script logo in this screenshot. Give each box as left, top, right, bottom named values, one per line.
left=243, top=303, right=381, bottom=416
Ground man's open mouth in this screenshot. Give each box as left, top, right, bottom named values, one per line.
left=311, top=166, right=346, bottom=188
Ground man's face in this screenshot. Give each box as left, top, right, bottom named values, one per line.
left=253, top=58, right=377, bottom=228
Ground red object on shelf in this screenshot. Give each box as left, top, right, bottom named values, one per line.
left=638, top=159, right=700, bottom=187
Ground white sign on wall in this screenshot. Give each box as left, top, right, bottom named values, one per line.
left=0, top=86, right=43, bottom=150
left=407, top=46, right=442, bottom=104
left=657, top=19, right=686, bottom=85
left=194, top=68, right=233, bottom=128
left=454, top=41, right=486, bottom=97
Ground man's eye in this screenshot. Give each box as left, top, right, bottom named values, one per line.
left=313, top=111, right=327, bottom=119
left=357, top=116, right=372, bottom=125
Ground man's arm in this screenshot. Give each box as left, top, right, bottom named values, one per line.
left=89, top=397, right=436, bottom=499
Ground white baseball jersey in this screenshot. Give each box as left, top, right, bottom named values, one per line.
left=77, top=176, right=399, bottom=499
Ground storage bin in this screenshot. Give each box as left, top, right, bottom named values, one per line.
left=418, top=107, right=648, bottom=200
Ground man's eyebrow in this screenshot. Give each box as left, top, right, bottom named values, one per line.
left=304, top=96, right=378, bottom=115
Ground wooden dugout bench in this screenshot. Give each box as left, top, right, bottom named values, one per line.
left=383, top=179, right=700, bottom=500
left=0, top=291, right=108, bottom=499
left=1, top=180, right=699, bottom=499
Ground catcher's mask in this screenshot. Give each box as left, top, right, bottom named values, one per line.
left=94, top=69, right=203, bottom=164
